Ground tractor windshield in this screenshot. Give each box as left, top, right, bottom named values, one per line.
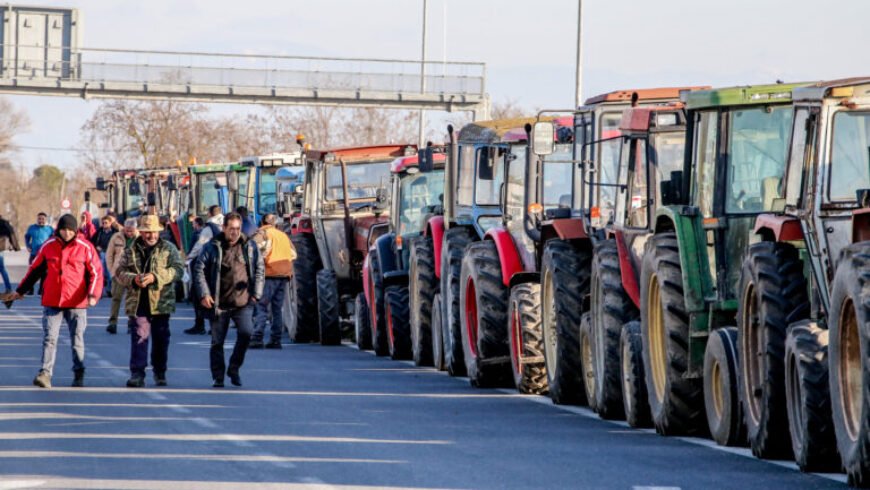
left=829, top=111, right=870, bottom=202
left=258, top=167, right=279, bottom=214
left=196, top=173, right=221, bottom=216
left=325, top=161, right=391, bottom=201
left=397, top=169, right=445, bottom=235
left=542, top=143, right=574, bottom=209
left=125, top=178, right=145, bottom=218
left=726, top=105, right=793, bottom=213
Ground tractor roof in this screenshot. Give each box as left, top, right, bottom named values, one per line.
left=619, top=103, right=685, bottom=133
left=792, top=77, right=870, bottom=102
left=584, top=87, right=709, bottom=106
left=457, top=117, right=540, bottom=144
left=390, top=152, right=447, bottom=173
left=502, top=115, right=574, bottom=143
left=112, top=167, right=185, bottom=179
left=306, top=145, right=415, bottom=164
left=189, top=162, right=245, bottom=173
left=684, top=82, right=808, bottom=110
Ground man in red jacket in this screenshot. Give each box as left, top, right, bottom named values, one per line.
left=10, top=214, right=103, bottom=388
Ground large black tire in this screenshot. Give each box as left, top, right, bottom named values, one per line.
left=737, top=241, right=808, bottom=458
left=354, top=292, right=372, bottom=350
left=386, top=285, right=412, bottom=360
left=460, top=241, right=511, bottom=387
left=410, top=238, right=437, bottom=367
left=431, top=293, right=446, bottom=371
left=829, top=242, right=870, bottom=486
left=368, top=252, right=389, bottom=356
left=541, top=239, right=591, bottom=405
left=621, top=321, right=652, bottom=428
left=785, top=320, right=839, bottom=472
left=579, top=313, right=597, bottom=411
left=316, top=269, right=341, bottom=346
left=590, top=239, right=638, bottom=419
left=441, top=227, right=473, bottom=377
left=704, top=327, right=747, bottom=447
left=640, top=232, right=706, bottom=435
left=290, top=233, right=322, bottom=343
left=508, top=283, right=548, bottom=395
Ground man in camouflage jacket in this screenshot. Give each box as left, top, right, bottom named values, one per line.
left=114, top=215, right=184, bottom=388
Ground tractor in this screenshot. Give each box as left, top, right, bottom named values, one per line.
left=288, top=145, right=404, bottom=345
left=237, top=151, right=303, bottom=225
left=361, top=147, right=446, bottom=359
left=637, top=82, right=806, bottom=444
left=747, top=78, right=870, bottom=481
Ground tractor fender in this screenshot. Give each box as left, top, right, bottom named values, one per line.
left=653, top=206, right=714, bottom=316
left=383, top=270, right=410, bottom=288
left=426, top=216, right=446, bottom=279
left=374, top=233, right=399, bottom=280
left=289, top=215, right=314, bottom=235
left=509, top=272, right=540, bottom=289
left=362, top=252, right=372, bottom=307
left=853, top=208, right=870, bottom=244
left=541, top=217, right=589, bottom=244
left=484, top=227, right=524, bottom=287
left=614, top=230, right=640, bottom=309
left=753, top=213, right=803, bottom=242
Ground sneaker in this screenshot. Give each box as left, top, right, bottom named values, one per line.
left=72, top=370, right=84, bottom=388
left=154, top=373, right=167, bottom=387
left=227, top=369, right=242, bottom=387
left=265, top=340, right=282, bottom=350
left=126, top=375, right=145, bottom=388
left=33, top=371, right=51, bottom=389
left=249, top=340, right=264, bottom=349
left=212, top=378, right=224, bottom=388
left=184, top=326, right=207, bottom=335
left=106, top=324, right=117, bottom=334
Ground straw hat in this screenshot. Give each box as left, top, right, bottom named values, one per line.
left=139, top=215, right=164, bottom=232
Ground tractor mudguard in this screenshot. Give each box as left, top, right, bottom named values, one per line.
left=852, top=208, right=870, bottom=244
left=484, top=227, right=524, bottom=287
left=614, top=230, right=641, bottom=309
left=753, top=213, right=804, bottom=242
left=383, top=270, right=409, bottom=288
left=426, top=216, right=446, bottom=279
left=289, top=215, right=314, bottom=235
left=508, top=272, right=540, bottom=289
left=541, top=217, right=588, bottom=243
left=374, top=233, right=399, bottom=279
left=362, top=253, right=372, bottom=307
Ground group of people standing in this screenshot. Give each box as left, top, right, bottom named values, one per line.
left=2, top=205, right=296, bottom=390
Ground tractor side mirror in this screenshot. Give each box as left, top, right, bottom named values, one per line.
left=375, top=187, right=389, bottom=209
left=84, top=191, right=91, bottom=202
left=857, top=188, right=870, bottom=208
left=661, top=171, right=684, bottom=205
left=95, top=177, right=106, bottom=191
left=167, top=175, right=178, bottom=191
left=771, top=197, right=787, bottom=213
left=533, top=121, right=555, bottom=156
left=129, top=180, right=142, bottom=196
left=99, top=203, right=110, bottom=209
left=418, top=147, right=435, bottom=173
left=147, top=192, right=157, bottom=207
left=477, top=147, right=494, bottom=180
left=227, top=171, right=239, bottom=193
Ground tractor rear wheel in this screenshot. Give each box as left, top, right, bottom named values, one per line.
left=785, top=320, right=839, bottom=472
left=316, top=269, right=341, bottom=346
left=590, top=239, right=637, bottom=419
left=410, top=239, right=437, bottom=366
left=431, top=293, right=446, bottom=371
left=829, top=243, right=870, bottom=486
left=354, top=292, right=372, bottom=350
left=386, top=285, right=412, bottom=360
left=369, top=252, right=389, bottom=356
left=738, top=241, right=808, bottom=458
left=621, top=321, right=652, bottom=428
left=290, top=233, right=321, bottom=343
left=704, top=327, right=746, bottom=447
left=508, top=283, right=548, bottom=395
left=541, top=239, right=591, bottom=405
left=640, top=232, right=705, bottom=435
left=441, top=227, right=473, bottom=377
left=460, top=241, right=511, bottom=387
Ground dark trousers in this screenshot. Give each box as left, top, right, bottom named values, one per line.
left=209, top=305, right=253, bottom=380
left=26, top=254, right=42, bottom=294
left=129, top=315, right=171, bottom=377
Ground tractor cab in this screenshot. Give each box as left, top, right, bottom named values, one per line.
left=187, top=161, right=246, bottom=219
left=95, top=169, right=148, bottom=221
left=237, top=151, right=303, bottom=224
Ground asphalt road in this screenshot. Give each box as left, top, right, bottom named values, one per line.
left=0, top=290, right=850, bottom=489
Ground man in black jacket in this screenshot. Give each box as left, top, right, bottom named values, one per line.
left=192, top=212, right=264, bottom=388
left=0, top=214, right=20, bottom=293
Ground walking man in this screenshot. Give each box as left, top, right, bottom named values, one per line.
left=192, top=212, right=264, bottom=387
left=91, top=216, right=116, bottom=296
left=115, top=215, right=184, bottom=387
left=184, top=206, right=223, bottom=335
left=106, top=219, right=139, bottom=334
left=251, top=213, right=296, bottom=349
left=10, top=214, right=102, bottom=388
left=0, top=214, right=20, bottom=293
left=24, top=212, right=53, bottom=295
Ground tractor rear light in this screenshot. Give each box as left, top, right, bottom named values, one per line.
left=528, top=203, right=543, bottom=214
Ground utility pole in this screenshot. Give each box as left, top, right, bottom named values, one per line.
left=418, top=0, right=428, bottom=147
left=574, top=0, right=583, bottom=108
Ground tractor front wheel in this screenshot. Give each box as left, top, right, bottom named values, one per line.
left=508, top=283, right=548, bottom=395
left=386, top=285, right=411, bottom=360
left=316, top=269, right=340, bottom=346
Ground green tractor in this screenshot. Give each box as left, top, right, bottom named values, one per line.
left=749, top=79, right=870, bottom=481
left=639, top=82, right=806, bottom=442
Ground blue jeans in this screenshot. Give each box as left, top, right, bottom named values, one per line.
left=253, top=278, right=287, bottom=342
left=0, top=253, right=11, bottom=291
left=40, top=307, right=87, bottom=376
left=129, top=315, right=170, bottom=377
left=208, top=305, right=254, bottom=380
left=100, top=252, right=111, bottom=292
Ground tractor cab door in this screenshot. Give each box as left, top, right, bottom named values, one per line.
left=614, top=135, right=651, bottom=275
left=502, top=142, right=535, bottom=271
left=690, top=109, right=720, bottom=297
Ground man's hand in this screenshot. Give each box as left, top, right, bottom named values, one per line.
left=201, top=295, right=215, bottom=309
left=249, top=296, right=258, bottom=305
left=140, top=273, right=156, bottom=287
left=88, top=295, right=97, bottom=307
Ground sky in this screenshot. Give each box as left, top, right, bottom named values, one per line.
left=9, top=0, right=870, bottom=171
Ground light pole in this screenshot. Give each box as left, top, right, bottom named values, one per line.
left=418, top=0, right=429, bottom=147
left=575, top=0, right=583, bottom=108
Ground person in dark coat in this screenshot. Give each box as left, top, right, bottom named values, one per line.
left=0, top=214, right=20, bottom=293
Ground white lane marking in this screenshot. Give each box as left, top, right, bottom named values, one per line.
left=192, top=417, right=218, bottom=429
left=632, top=487, right=681, bottom=490
left=0, top=481, right=48, bottom=489
left=145, top=390, right=167, bottom=401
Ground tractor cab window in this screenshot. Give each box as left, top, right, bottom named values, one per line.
left=324, top=161, right=391, bottom=201
left=197, top=173, right=220, bottom=217
left=474, top=146, right=506, bottom=205
left=236, top=169, right=250, bottom=209
left=457, top=144, right=475, bottom=206
left=693, top=110, right=718, bottom=218
left=651, top=130, right=687, bottom=214
left=829, top=111, right=870, bottom=203
left=397, top=169, right=445, bottom=235
left=126, top=178, right=146, bottom=218
left=594, top=113, right=623, bottom=226
left=726, top=105, right=793, bottom=213
left=617, top=137, right=649, bottom=229
left=543, top=143, right=574, bottom=210
left=258, top=167, right=278, bottom=214
left=505, top=145, right=527, bottom=215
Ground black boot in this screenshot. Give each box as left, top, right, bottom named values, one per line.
left=72, top=369, right=85, bottom=388
left=106, top=324, right=117, bottom=334
left=184, top=325, right=207, bottom=335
